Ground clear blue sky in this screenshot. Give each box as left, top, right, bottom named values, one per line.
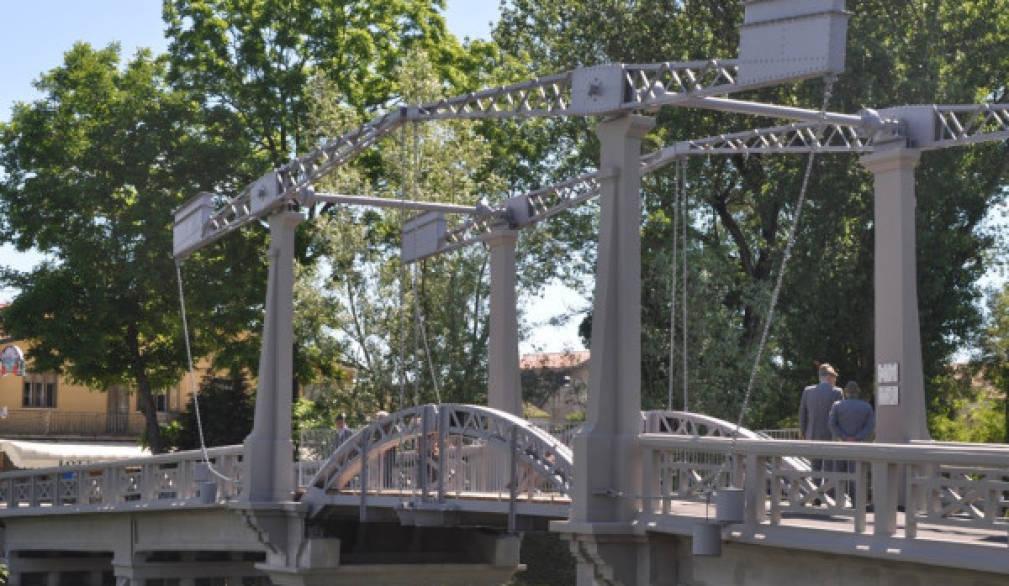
left=0, top=1, right=499, bottom=123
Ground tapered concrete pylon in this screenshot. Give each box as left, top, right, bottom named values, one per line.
left=859, top=146, right=930, bottom=443
left=572, top=114, right=655, bottom=523
left=487, top=225, right=522, bottom=417
left=244, top=209, right=304, bottom=503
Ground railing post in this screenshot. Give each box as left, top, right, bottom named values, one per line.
left=904, top=462, right=917, bottom=539
left=359, top=426, right=370, bottom=522
left=509, top=425, right=518, bottom=534
left=419, top=405, right=431, bottom=501
left=437, top=406, right=448, bottom=502
left=854, top=460, right=867, bottom=534
left=872, top=461, right=898, bottom=536
left=744, top=453, right=766, bottom=527
left=641, top=446, right=656, bottom=516
left=770, top=457, right=782, bottom=525
left=658, top=451, right=671, bottom=515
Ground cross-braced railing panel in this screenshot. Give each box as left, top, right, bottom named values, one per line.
left=907, top=463, right=1009, bottom=536
left=304, top=404, right=573, bottom=508
left=0, top=446, right=243, bottom=513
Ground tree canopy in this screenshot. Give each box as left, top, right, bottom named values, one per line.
left=0, top=43, right=253, bottom=452
left=493, top=0, right=1009, bottom=428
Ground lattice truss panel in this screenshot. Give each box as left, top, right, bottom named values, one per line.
left=909, top=464, right=1009, bottom=529
left=932, top=104, right=1009, bottom=148
left=626, top=60, right=740, bottom=105
left=415, top=73, right=573, bottom=119
left=441, top=171, right=604, bottom=253
left=305, top=404, right=573, bottom=501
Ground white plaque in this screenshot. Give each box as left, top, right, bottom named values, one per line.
left=878, top=385, right=899, bottom=406
left=877, top=362, right=899, bottom=384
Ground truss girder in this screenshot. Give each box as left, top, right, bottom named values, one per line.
left=931, top=103, right=1009, bottom=149
left=187, top=59, right=830, bottom=253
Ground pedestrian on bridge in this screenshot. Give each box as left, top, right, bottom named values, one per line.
left=799, top=363, right=843, bottom=477
left=829, top=381, right=875, bottom=503
left=828, top=381, right=875, bottom=443
left=334, top=413, right=353, bottom=448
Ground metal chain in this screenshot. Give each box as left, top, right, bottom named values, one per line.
left=731, top=74, right=837, bottom=444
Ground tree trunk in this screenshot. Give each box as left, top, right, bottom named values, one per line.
left=128, top=325, right=164, bottom=454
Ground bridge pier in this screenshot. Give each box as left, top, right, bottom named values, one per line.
left=553, top=113, right=656, bottom=584
left=859, top=144, right=929, bottom=443
left=487, top=224, right=522, bottom=416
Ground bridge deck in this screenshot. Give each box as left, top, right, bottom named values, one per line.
left=642, top=500, right=1009, bottom=575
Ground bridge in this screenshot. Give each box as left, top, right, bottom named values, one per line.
left=4, top=1, right=1009, bottom=584
left=2, top=407, right=1008, bottom=584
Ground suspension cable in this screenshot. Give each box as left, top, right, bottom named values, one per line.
left=680, top=158, right=690, bottom=413
left=175, top=261, right=237, bottom=483
left=731, top=74, right=837, bottom=444
left=397, top=123, right=408, bottom=411
left=667, top=161, right=681, bottom=411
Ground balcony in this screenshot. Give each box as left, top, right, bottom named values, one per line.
left=0, top=410, right=147, bottom=439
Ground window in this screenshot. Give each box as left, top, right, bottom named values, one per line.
left=21, top=378, right=56, bottom=408
left=136, top=392, right=169, bottom=413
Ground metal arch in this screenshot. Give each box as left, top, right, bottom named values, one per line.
left=642, top=410, right=767, bottom=439
left=304, top=404, right=574, bottom=501
left=642, top=410, right=810, bottom=473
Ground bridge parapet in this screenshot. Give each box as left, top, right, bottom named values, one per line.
left=638, top=434, right=1009, bottom=573
left=0, top=445, right=242, bottom=515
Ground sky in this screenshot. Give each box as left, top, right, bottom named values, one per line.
left=0, top=0, right=587, bottom=353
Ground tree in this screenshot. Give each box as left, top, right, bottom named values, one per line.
left=493, top=0, right=1009, bottom=428
left=0, top=43, right=250, bottom=452
left=978, top=283, right=1009, bottom=441
left=169, top=373, right=255, bottom=450
left=292, top=50, right=508, bottom=416
left=162, top=0, right=473, bottom=166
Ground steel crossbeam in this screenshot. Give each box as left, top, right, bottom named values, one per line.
left=426, top=118, right=887, bottom=257
left=180, top=58, right=875, bottom=257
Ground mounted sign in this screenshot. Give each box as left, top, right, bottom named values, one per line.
left=878, top=385, right=899, bottom=406
left=0, top=345, right=26, bottom=377
left=401, top=212, right=447, bottom=264
left=877, top=362, right=899, bottom=384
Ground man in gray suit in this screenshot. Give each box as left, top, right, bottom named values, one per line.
left=799, top=363, right=843, bottom=475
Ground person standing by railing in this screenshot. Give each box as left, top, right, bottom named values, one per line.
left=798, top=363, right=843, bottom=479
left=828, top=381, right=875, bottom=502
left=334, top=413, right=352, bottom=449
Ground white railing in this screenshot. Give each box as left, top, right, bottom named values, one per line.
left=0, top=445, right=243, bottom=513
left=640, top=435, right=1009, bottom=540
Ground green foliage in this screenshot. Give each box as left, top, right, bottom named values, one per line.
left=565, top=410, right=585, bottom=423
left=169, top=373, right=255, bottom=450
left=293, top=48, right=532, bottom=412
left=977, top=283, right=1009, bottom=441
left=162, top=0, right=471, bottom=166
left=493, top=1, right=1009, bottom=428
left=929, top=388, right=1005, bottom=443
left=0, top=43, right=259, bottom=453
